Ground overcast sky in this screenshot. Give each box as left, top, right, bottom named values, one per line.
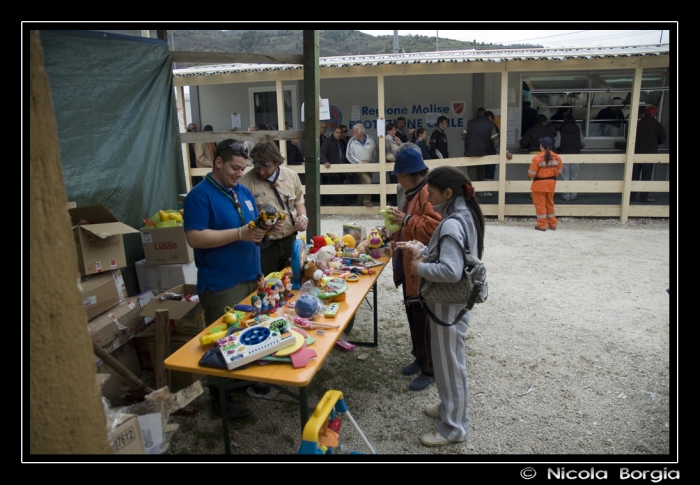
left=359, top=28, right=671, bottom=49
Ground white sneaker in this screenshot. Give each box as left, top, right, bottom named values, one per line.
left=423, top=404, right=440, bottom=419
left=420, top=431, right=457, bottom=447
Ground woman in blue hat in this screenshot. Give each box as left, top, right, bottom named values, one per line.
left=381, top=143, right=441, bottom=392
left=528, top=136, right=563, bottom=231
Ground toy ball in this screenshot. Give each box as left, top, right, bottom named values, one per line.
left=296, top=294, right=319, bottom=319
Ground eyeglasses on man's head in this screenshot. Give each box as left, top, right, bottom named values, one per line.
left=253, top=161, right=272, bottom=169
left=215, top=140, right=249, bottom=159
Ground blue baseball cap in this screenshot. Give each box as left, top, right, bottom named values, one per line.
left=539, top=136, right=554, bottom=149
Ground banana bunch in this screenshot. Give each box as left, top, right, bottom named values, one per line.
left=159, top=209, right=183, bottom=223
left=142, top=209, right=184, bottom=229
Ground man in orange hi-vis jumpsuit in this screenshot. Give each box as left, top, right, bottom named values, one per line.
left=528, top=136, right=563, bottom=231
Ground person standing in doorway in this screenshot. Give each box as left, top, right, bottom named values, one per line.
left=528, top=136, right=563, bottom=231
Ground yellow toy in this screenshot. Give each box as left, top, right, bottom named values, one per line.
left=248, top=204, right=285, bottom=246
left=352, top=227, right=384, bottom=258
left=341, top=234, right=356, bottom=249
left=298, top=390, right=376, bottom=455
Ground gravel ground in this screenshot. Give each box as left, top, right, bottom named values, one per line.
left=156, top=215, right=673, bottom=460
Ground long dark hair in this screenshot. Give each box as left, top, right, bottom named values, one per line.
left=426, top=166, right=485, bottom=259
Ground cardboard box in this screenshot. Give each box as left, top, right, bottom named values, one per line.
left=96, top=342, right=142, bottom=401
left=148, top=333, right=204, bottom=390
left=140, top=226, right=194, bottom=265
left=136, top=290, right=156, bottom=327
left=88, top=298, right=142, bottom=352
left=343, top=223, right=366, bottom=248
left=110, top=413, right=146, bottom=454
left=135, top=258, right=197, bottom=295
left=69, top=205, right=140, bottom=275
left=80, top=269, right=127, bottom=321
left=140, top=284, right=205, bottom=335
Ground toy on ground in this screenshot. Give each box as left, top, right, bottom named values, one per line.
left=298, top=390, right=377, bottom=455
left=248, top=204, right=285, bottom=246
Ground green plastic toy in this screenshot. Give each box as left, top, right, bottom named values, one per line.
left=379, top=206, right=401, bottom=233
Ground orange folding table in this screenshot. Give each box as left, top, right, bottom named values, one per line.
left=163, top=258, right=388, bottom=454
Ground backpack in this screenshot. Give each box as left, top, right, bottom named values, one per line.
left=418, top=211, right=488, bottom=326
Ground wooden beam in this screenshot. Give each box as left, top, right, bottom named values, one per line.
left=93, top=342, right=153, bottom=394
left=180, top=130, right=303, bottom=144
left=170, top=51, right=303, bottom=65
left=377, top=74, right=386, bottom=208
left=621, top=66, right=644, bottom=223
left=303, top=30, right=321, bottom=239
left=154, top=309, right=171, bottom=391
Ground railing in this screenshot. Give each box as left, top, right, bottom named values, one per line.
left=183, top=134, right=670, bottom=221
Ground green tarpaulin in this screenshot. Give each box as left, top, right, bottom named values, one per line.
left=40, top=30, right=186, bottom=295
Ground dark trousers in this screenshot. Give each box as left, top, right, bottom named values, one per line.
left=631, top=163, right=654, bottom=200
left=403, top=284, right=434, bottom=377
left=260, top=232, right=297, bottom=276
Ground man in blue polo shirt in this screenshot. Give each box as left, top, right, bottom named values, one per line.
left=184, top=139, right=269, bottom=326
left=184, top=139, right=271, bottom=419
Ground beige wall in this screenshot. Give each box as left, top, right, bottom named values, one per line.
left=29, top=30, right=112, bottom=455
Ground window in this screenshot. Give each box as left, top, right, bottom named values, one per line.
left=522, top=69, right=668, bottom=140
left=248, top=85, right=298, bottom=131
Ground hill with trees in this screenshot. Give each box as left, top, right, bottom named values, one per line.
left=96, top=29, right=543, bottom=61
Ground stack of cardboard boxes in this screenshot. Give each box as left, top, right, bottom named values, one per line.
left=134, top=201, right=204, bottom=388
left=70, top=205, right=144, bottom=401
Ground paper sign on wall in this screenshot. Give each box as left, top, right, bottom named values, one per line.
left=377, top=119, right=386, bottom=136
left=301, top=99, right=330, bottom=121
left=231, top=113, right=241, bottom=129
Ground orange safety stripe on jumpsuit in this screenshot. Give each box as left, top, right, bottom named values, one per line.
left=528, top=150, right=563, bottom=230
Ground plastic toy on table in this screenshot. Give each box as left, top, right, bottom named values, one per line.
left=248, top=204, right=285, bottom=247
left=298, top=390, right=376, bottom=455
